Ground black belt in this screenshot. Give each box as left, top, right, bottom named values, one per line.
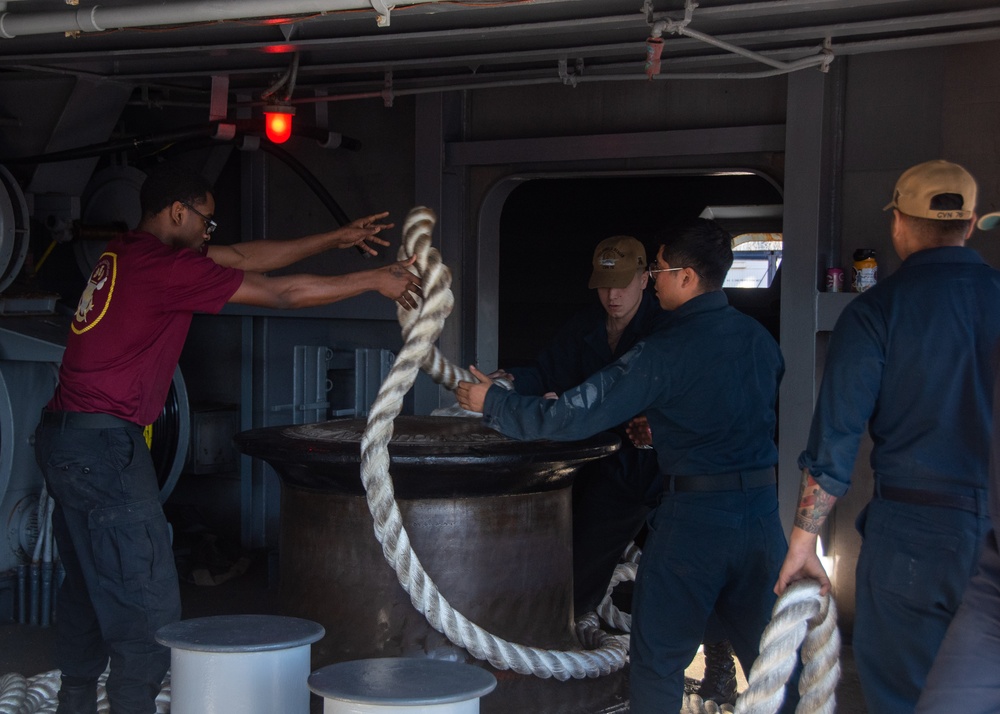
left=667, top=468, right=776, bottom=493
left=878, top=484, right=984, bottom=515
left=40, top=410, right=139, bottom=430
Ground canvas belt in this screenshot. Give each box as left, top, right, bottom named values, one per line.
left=667, top=467, right=776, bottom=493
left=877, top=484, right=987, bottom=516
left=40, top=410, right=139, bottom=431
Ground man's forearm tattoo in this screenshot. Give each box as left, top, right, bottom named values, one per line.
left=794, top=470, right=837, bottom=534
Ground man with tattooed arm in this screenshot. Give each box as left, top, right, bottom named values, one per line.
left=773, top=161, right=1000, bottom=714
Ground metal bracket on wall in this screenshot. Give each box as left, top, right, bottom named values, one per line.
left=370, top=0, right=393, bottom=27
left=329, top=347, right=395, bottom=418
left=270, top=345, right=333, bottom=425
left=270, top=346, right=395, bottom=424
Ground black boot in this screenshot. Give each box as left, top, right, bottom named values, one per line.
left=698, top=639, right=738, bottom=706
left=56, top=675, right=98, bottom=714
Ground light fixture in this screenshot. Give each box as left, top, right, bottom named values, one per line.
left=264, top=102, right=296, bottom=144
left=261, top=52, right=300, bottom=144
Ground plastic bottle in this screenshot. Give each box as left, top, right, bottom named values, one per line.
left=852, top=249, right=877, bottom=292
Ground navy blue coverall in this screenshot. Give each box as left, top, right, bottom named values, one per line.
left=483, top=290, right=789, bottom=714
left=800, top=246, right=1000, bottom=714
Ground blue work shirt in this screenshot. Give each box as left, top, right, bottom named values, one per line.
left=507, top=289, right=669, bottom=505
left=484, top=291, right=784, bottom=478
left=800, top=246, right=1000, bottom=498
left=507, top=290, right=671, bottom=397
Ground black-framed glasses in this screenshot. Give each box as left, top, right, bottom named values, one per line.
left=181, top=201, right=218, bottom=235
left=647, top=260, right=686, bottom=279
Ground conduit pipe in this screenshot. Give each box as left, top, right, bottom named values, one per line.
left=648, top=0, right=833, bottom=75
left=0, top=0, right=442, bottom=39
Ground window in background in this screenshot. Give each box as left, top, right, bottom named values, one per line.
left=726, top=233, right=782, bottom=289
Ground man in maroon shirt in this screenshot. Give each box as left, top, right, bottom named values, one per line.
left=35, top=163, right=421, bottom=714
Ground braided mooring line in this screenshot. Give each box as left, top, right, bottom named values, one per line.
left=595, top=560, right=637, bottom=632
left=734, top=580, right=841, bottom=714
left=0, top=668, right=170, bottom=713
left=360, top=206, right=628, bottom=679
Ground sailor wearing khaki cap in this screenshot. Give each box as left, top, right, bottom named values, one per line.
left=777, top=159, right=1000, bottom=714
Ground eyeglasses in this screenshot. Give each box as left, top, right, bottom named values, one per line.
left=181, top=201, right=218, bottom=235
left=647, top=260, right=686, bottom=279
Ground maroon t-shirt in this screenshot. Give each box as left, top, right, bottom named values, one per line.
left=50, top=230, right=244, bottom=425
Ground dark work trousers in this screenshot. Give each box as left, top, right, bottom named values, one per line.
left=572, top=452, right=729, bottom=644
left=35, top=418, right=181, bottom=714
left=571, top=449, right=661, bottom=616
left=916, top=529, right=1000, bottom=714
left=629, top=485, right=796, bottom=714
left=854, top=496, right=990, bottom=714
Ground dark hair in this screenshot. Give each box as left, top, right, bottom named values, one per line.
left=902, top=213, right=973, bottom=246
left=658, top=218, right=733, bottom=291
left=139, top=163, right=213, bottom=217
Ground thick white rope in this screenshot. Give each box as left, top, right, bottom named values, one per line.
left=0, top=668, right=170, bottom=714
left=360, top=206, right=628, bottom=679
left=734, top=580, right=841, bottom=714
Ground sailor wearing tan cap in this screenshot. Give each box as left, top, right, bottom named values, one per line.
left=775, top=160, right=1000, bottom=714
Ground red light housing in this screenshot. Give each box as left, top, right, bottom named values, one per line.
left=264, top=104, right=295, bottom=144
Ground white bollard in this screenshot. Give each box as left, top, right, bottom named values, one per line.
left=156, top=614, right=325, bottom=714
left=309, top=658, right=497, bottom=713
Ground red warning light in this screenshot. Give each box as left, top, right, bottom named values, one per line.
left=264, top=104, right=295, bottom=144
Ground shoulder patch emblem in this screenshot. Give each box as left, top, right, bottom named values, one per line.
left=72, top=252, right=117, bottom=334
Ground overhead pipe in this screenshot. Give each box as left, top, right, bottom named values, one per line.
left=646, top=0, right=833, bottom=74
left=0, top=0, right=443, bottom=39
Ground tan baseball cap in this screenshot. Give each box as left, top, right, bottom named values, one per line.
left=979, top=212, right=1000, bottom=231
left=883, top=160, right=977, bottom=220
left=588, top=236, right=647, bottom=289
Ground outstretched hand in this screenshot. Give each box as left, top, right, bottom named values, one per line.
left=335, top=211, right=395, bottom=256
left=379, top=255, right=423, bottom=309
left=456, top=366, right=494, bottom=413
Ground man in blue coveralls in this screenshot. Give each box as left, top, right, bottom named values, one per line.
left=492, top=235, right=738, bottom=704
left=457, top=219, right=792, bottom=714
left=775, top=161, right=1000, bottom=714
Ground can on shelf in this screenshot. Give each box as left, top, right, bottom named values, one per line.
left=825, top=268, right=844, bottom=293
